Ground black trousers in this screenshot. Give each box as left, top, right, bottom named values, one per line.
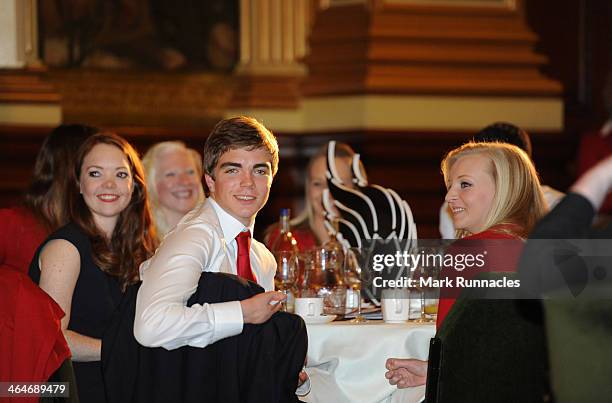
left=102, top=272, right=307, bottom=403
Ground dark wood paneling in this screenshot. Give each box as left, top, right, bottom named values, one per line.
left=0, top=125, right=576, bottom=241
left=0, top=125, right=213, bottom=207
left=525, top=0, right=612, bottom=132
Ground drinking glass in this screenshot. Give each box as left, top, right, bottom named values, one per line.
left=410, top=246, right=442, bottom=323
left=297, top=250, right=318, bottom=298
left=311, top=247, right=346, bottom=316
left=274, top=250, right=298, bottom=312
left=345, top=247, right=367, bottom=323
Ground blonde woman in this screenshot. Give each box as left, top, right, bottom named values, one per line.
left=437, top=141, right=547, bottom=322
left=142, top=141, right=205, bottom=240
left=386, top=142, right=547, bottom=389
left=443, top=141, right=547, bottom=240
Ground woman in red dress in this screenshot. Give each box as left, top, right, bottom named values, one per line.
left=0, top=124, right=96, bottom=390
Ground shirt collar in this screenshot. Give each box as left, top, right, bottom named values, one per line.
left=209, top=198, right=255, bottom=242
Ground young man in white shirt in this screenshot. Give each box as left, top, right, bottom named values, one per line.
left=133, top=116, right=308, bottom=401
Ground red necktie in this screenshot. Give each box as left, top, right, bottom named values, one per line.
left=236, top=231, right=255, bottom=282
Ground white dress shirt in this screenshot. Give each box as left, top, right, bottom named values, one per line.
left=541, top=185, right=565, bottom=210
left=134, top=198, right=276, bottom=350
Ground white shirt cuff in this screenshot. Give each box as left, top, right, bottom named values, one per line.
left=210, top=300, right=244, bottom=343
left=296, top=374, right=311, bottom=397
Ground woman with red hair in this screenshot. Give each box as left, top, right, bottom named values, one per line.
left=29, top=133, right=157, bottom=402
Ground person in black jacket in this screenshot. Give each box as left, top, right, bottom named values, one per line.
left=519, top=154, right=612, bottom=298
left=517, top=154, right=612, bottom=403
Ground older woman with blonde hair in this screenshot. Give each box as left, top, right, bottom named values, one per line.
left=385, top=141, right=547, bottom=389
left=142, top=141, right=205, bottom=240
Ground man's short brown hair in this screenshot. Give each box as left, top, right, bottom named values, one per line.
left=203, top=116, right=279, bottom=178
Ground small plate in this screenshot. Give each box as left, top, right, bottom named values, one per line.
left=303, top=314, right=337, bottom=324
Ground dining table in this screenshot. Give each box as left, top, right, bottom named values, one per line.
left=302, top=319, right=436, bottom=403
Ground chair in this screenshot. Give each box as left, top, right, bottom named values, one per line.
left=425, top=272, right=550, bottom=403
left=42, top=359, right=79, bottom=403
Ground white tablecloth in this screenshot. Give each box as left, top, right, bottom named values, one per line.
left=302, top=321, right=436, bottom=403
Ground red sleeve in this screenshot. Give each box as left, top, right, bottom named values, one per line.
left=578, top=130, right=612, bottom=175
left=0, top=270, right=71, bottom=390
left=0, top=209, right=10, bottom=267
left=577, top=132, right=612, bottom=213
left=0, top=208, right=47, bottom=274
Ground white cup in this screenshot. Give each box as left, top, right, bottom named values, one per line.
left=381, top=289, right=410, bottom=323
left=295, top=297, right=324, bottom=318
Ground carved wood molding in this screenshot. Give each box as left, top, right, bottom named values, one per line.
left=43, top=70, right=235, bottom=127
left=303, top=1, right=562, bottom=96
left=229, top=75, right=303, bottom=109
left=0, top=70, right=60, bottom=103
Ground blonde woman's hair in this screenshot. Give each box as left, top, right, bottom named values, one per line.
left=142, top=141, right=205, bottom=238
left=441, top=142, right=547, bottom=239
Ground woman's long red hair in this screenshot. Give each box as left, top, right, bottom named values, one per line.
left=69, top=132, right=157, bottom=290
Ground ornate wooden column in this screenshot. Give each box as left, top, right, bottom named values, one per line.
left=228, top=0, right=311, bottom=110
left=0, top=0, right=61, bottom=126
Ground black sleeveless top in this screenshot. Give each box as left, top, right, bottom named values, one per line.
left=29, top=222, right=122, bottom=403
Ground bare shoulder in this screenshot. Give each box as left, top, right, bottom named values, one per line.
left=39, top=239, right=81, bottom=273
left=38, top=239, right=82, bottom=319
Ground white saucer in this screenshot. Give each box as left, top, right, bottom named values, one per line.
left=302, top=314, right=337, bottom=324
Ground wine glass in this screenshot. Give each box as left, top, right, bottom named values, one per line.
left=311, top=247, right=346, bottom=316
left=344, top=248, right=367, bottom=323
left=410, top=246, right=441, bottom=323
left=274, top=250, right=298, bottom=312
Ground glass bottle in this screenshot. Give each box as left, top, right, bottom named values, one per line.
left=314, top=219, right=346, bottom=316
left=271, top=208, right=299, bottom=312
left=271, top=208, right=298, bottom=253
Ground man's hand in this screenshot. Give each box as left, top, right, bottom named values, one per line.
left=298, top=370, right=308, bottom=387
left=385, top=358, right=428, bottom=388
left=240, top=291, right=286, bottom=324
left=295, top=369, right=310, bottom=397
